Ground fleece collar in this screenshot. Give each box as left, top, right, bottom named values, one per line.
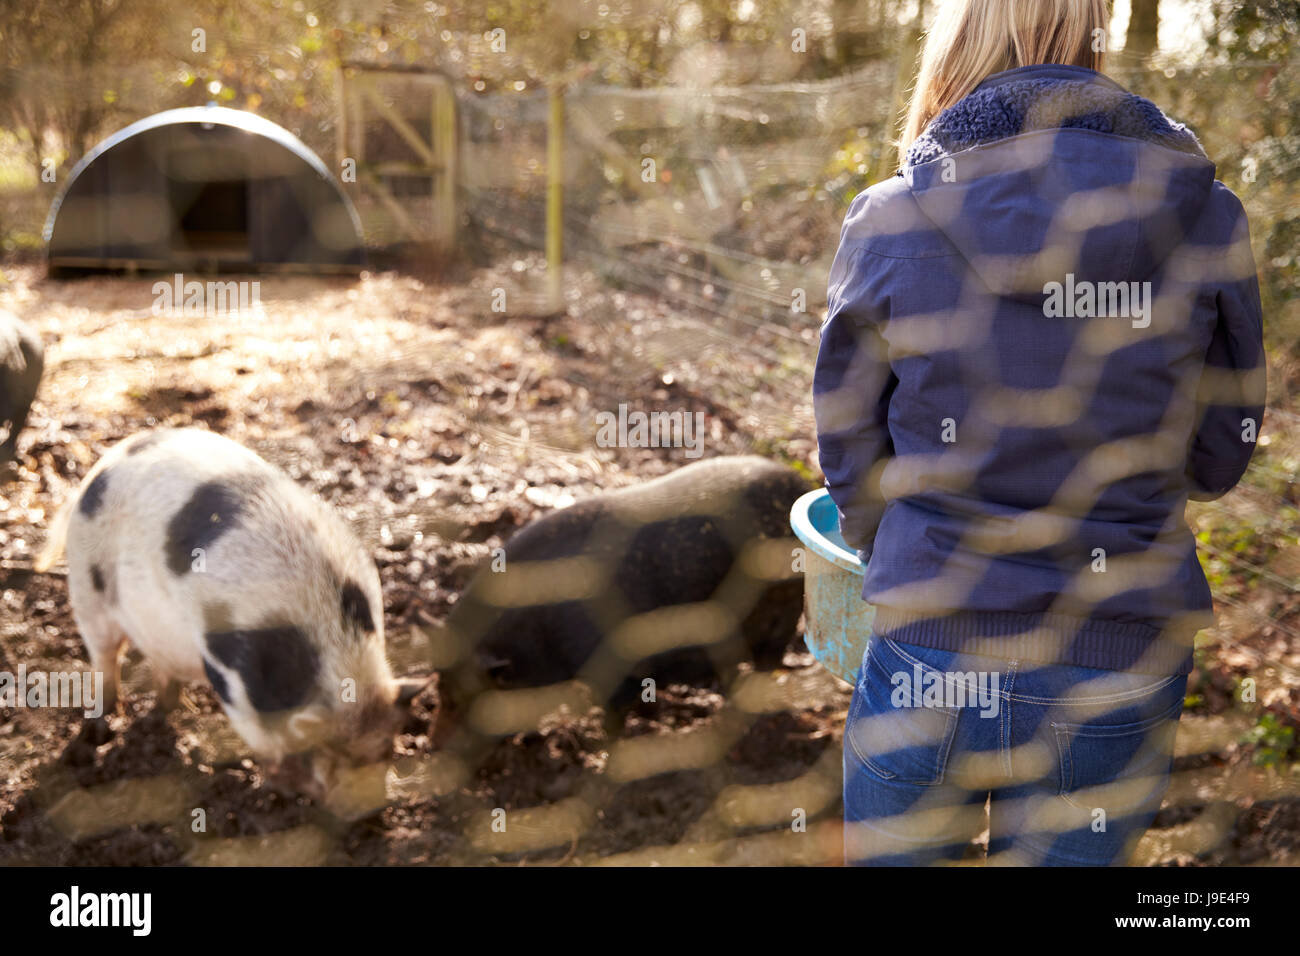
left=904, top=64, right=1206, bottom=168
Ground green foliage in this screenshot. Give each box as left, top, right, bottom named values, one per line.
left=1, top=0, right=1297, bottom=284
left=1134, top=1, right=1300, bottom=360
left=1194, top=519, right=1278, bottom=595
left=1241, top=711, right=1297, bottom=767
left=749, top=435, right=816, bottom=484
left=823, top=133, right=875, bottom=207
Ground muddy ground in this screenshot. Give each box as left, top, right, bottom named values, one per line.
left=0, top=258, right=1297, bottom=865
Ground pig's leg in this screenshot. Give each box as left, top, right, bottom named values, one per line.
left=155, top=673, right=182, bottom=711
left=0, top=414, right=15, bottom=470
left=0, top=379, right=35, bottom=465
left=0, top=407, right=22, bottom=461
left=80, top=616, right=127, bottom=715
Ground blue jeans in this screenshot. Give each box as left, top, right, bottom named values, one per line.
left=843, top=635, right=1187, bottom=866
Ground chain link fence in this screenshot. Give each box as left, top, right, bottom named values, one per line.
left=2, top=48, right=1299, bottom=865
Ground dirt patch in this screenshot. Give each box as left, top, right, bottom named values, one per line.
left=0, top=258, right=1295, bottom=866
left=0, top=260, right=843, bottom=865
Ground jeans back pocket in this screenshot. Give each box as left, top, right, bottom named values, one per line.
left=1052, top=685, right=1186, bottom=813
left=844, top=639, right=961, bottom=785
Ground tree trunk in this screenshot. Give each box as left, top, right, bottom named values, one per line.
left=833, top=0, right=882, bottom=66
left=1125, top=0, right=1160, bottom=59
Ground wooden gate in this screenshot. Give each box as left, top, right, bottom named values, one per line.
left=337, top=64, right=457, bottom=253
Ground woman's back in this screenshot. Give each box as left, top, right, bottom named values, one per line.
left=814, top=64, right=1265, bottom=674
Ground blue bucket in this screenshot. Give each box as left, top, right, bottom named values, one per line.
left=790, top=488, right=875, bottom=684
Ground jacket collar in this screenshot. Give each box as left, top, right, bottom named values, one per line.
left=904, top=63, right=1205, bottom=169
left=971, top=63, right=1125, bottom=94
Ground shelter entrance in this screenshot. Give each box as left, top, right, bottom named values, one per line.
left=168, top=145, right=251, bottom=261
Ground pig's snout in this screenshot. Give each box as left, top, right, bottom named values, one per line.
left=266, top=752, right=329, bottom=801
left=339, top=723, right=398, bottom=765
left=319, top=675, right=433, bottom=772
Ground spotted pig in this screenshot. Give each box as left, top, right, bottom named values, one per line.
left=0, top=310, right=43, bottom=470
left=38, top=427, right=421, bottom=786
left=439, top=455, right=809, bottom=733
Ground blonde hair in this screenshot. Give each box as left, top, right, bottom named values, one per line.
left=899, top=0, right=1110, bottom=161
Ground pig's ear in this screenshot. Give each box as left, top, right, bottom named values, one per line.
left=393, top=674, right=436, bottom=707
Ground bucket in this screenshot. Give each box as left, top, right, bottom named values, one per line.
left=790, top=488, right=875, bottom=684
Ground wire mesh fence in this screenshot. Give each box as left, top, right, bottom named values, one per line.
left=1, top=42, right=1298, bottom=867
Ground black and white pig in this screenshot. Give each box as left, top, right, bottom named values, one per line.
left=438, top=455, right=809, bottom=735
left=0, top=310, right=44, bottom=470
left=37, top=427, right=422, bottom=787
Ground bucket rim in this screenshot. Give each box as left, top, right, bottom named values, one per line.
left=789, top=488, right=864, bottom=575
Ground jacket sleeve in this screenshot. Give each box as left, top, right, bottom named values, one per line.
left=1185, top=199, right=1266, bottom=501
left=813, top=242, right=897, bottom=557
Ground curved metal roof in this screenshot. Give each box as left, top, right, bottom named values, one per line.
left=43, top=103, right=361, bottom=245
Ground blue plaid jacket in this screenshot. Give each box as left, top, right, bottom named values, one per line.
left=814, top=64, right=1266, bottom=674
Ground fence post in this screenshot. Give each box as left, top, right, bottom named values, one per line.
left=547, top=84, right=564, bottom=314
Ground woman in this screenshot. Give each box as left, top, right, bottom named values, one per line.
left=815, top=0, right=1265, bottom=865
